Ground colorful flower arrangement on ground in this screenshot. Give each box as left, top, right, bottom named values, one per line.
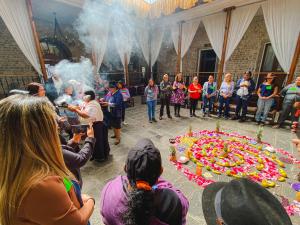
left=169, top=128, right=300, bottom=216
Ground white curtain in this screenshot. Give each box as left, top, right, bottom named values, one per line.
left=0, top=0, right=42, bottom=74
left=181, top=19, right=200, bottom=58
left=203, top=4, right=259, bottom=61
left=136, top=26, right=150, bottom=65
left=171, top=20, right=200, bottom=58
left=76, top=1, right=110, bottom=73
left=112, top=22, right=134, bottom=67
left=225, top=4, right=260, bottom=61
left=171, top=24, right=179, bottom=54
left=150, top=26, right=164, bottom=67
left=262, top=0, right=300, bottom=73
left=202, top=12, right=226, bottom=60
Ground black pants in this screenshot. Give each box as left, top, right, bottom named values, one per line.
left=174, top=104, right=181, bottom=115
left=277, top=101, right=297, bottom=125
left=122, top=106, right=125, bottom=122
left=93, top=121, right=110, bottom=160
left=160, top=98, right=171, bottom=117
left=235, top=96, right=250, bottom=118
left=190, top=98, right=198, bottom=115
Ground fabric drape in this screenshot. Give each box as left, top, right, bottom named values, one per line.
left=262, top=0, right=300, bottom=73
left=225, top=4, right=260, bottom=61
left=150, top=26, right=164, bottom=67
left=171, top=24, right=179, bottom=54
left=181, top=19, right=200, bottom=58
left=136, top=25, right=150, bottom=65
left=171, top=19, right=200, bottom=58
left=203, top=4, right=259, bottom=61
left=0, top=0, right=42, bottom=74
left=112, top=20, right=134, bottom=67
left=202, top=12, right=226, bottom=60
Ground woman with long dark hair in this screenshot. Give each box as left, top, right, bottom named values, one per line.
left=100, top=138, right=189, bottom=225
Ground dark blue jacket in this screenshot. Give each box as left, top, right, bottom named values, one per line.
left=109, top=90, right=123, bottom=118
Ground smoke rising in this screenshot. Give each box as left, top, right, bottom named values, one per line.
left=53, top=57, right=94, bottom=89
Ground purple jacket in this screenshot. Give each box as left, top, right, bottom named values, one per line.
left=100, top=176, right=189, bottom=225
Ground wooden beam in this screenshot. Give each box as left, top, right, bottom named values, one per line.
left=176, top=21, right=183, bottom=74
left=26, top=0, right=47, bottom=81
left=217, top=6, right=235, bottom=88
left=124, top=53, right=129, bottom=86
left=287, top=33, right=300, bottom=84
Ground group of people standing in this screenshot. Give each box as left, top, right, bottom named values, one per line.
left=144, top=72, right=300, bottom=127
left=0, top=93, right=294, bottom=225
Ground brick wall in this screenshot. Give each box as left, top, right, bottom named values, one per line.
left=0, top=18, right=36, bottom=76
left=157, top=14, right=300, bottom=82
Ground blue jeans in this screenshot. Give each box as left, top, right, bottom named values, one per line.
left=218, top=96, right=231, bottom=117
left=147, top=100, right=157, bottom=120
left=255, top=98, right=274, bottom=122
left=203, top=96, right=215, bottom=113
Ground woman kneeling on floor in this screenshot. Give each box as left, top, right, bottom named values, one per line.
left=100, top=138, right=189, bottom=225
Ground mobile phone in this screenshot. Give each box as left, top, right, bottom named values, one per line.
left=71, top=124, right=89, bottom=134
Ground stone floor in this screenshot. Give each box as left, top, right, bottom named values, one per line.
left=81, top=97, right=300, bottom=225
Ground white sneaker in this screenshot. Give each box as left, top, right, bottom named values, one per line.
left=123, top=121, right=128, bottom=125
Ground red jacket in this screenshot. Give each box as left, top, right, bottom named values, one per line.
left=189, top=83, right=202, bottom=99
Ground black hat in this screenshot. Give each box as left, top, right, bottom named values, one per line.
left=202, top=178, right=292, bottom=225
left=126, top=138, right=162, bottom=186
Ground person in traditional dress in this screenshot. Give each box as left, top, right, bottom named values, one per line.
left=68, top=90, right=110, bottom=162
left=171, top=73, right=186, bottom=117
left=101, top=83, right=123, bottom=145
left=117, top=81, right=131, bottom=125
left=100, top=138, right=189, bottom=225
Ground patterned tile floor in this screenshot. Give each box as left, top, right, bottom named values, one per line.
left=81, top=97, right=300, bottom=225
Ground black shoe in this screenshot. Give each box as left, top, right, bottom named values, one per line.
left=178, top=114, right=181, bottom=117
left=168, top=115, right=173, bottom=119
left=239, top=117, right=246, bottom=122
left=256, top=121, right=261, bottom=125
left=152, top=118, right=157, bottom=122
left=193, top=113, right=197, bottom=117
left=149, top=120, right=153, bottom=123
left=95, top=158, right=106, bottom=163
left=111, top=135, right=116, bottom=139
left=190, top=114, right=193, bottom=117
left=232, top=115, right=239, bottom=120
left=159, top=116, right=162, bottom=120
left=90, top=157, right=95, bottom=161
